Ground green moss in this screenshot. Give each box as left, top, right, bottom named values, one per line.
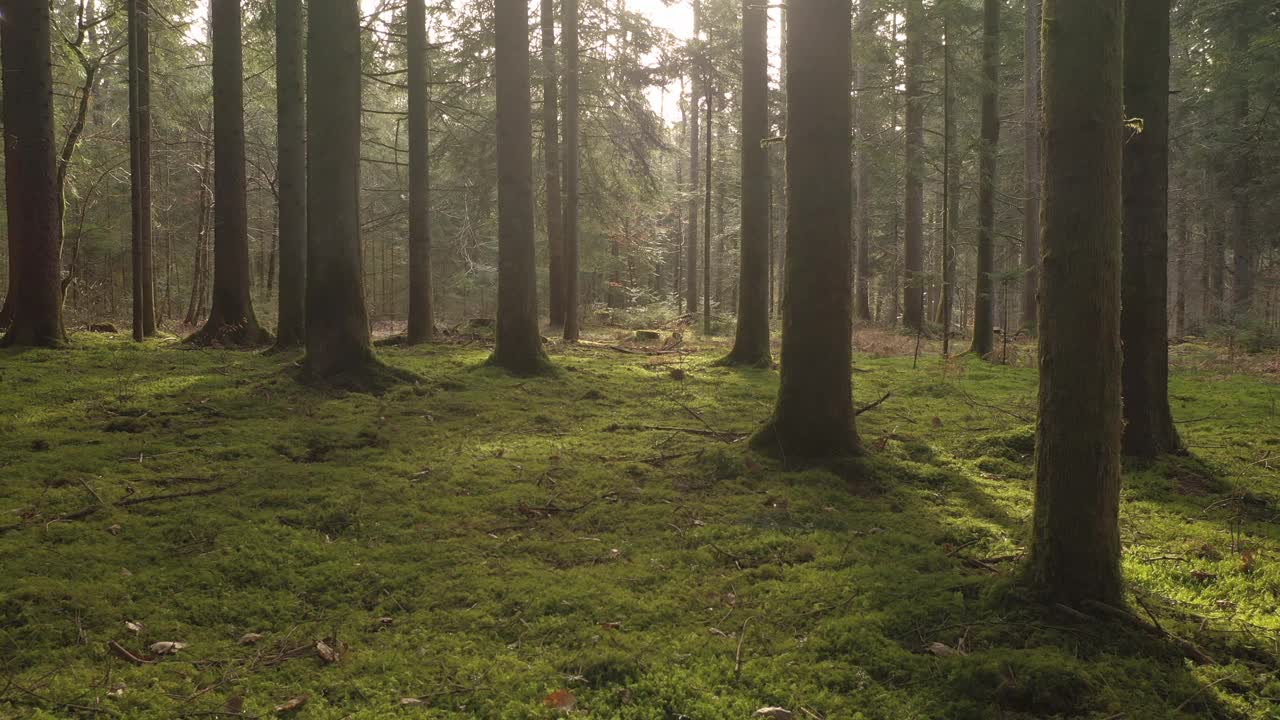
left=0, top=335, right=1275, bottom=718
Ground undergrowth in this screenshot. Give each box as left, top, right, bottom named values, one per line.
left=0, top=333, right=1277, bottom=719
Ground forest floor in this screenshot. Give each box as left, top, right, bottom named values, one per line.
left=1, top=328, right=1278, bottom=719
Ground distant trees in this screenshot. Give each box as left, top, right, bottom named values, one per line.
left=406, top=0, right=434, bottom=344
left=752, top=0, right=860, bottom=460
left=1025, top=0, right=1125, bottom=605
left=901, top=0, right=925, bottom=332
left=492, top=0, right=552, bottom=373
left=541, top=0, right=566, bottom=329
left=0, top=0, right=66, bottom=347
left=721, top=0, right=770, bottom=367
left=274, top=0, right=306, bottom=348
left=685, top=0, right=702, bottom=319
left=970, top=0, right=1000, bottom=357
left=1021, top=0, right=1042, bottom=333
left=189, top=0, right=268, bottom=346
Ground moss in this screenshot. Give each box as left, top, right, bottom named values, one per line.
left=0, top=335, right=1275, bottom=718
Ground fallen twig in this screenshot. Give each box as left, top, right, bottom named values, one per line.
left=855, top=392, right=892, bottom=416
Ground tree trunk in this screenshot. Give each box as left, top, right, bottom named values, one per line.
left=1228, top=21, right=1252, bottom=321
left=901, top=0, right=925, bottom=331
left=274, top=0, right=306, bottom=348
left=686, top=0, right=702, bottom=317
left=938, top=15, right=955, bottom=354
left=190, top=0, right=268, bottom=346
left=703, top=80, right=713, bottom=335
left=1021, top=0, right=1042, bottom=333
left=406, top=0, right=434, bottom=343
left=185, top=139, right=212, bottom=326
left=541, top=0, right=565, bottom=329
left=0, top=0, right=66, bottom=347
left=723, top=0, right=770, bottom=367
left=751, top=0, right=860, bottom=460
left=304, top=0, right=378, bottom=380
left=970, top=0, right=1000, bottom=357
left=1120, top=0, right=1180, bottom=458
left=128, top=0, right=156, bottom=339
left=853, top=1, right=874, bottom=323
left=492, top=0, right=551, bottom=372
left=1026, top=0, right=1124, bottom=607
left=561, top=0, right=581, bottom=341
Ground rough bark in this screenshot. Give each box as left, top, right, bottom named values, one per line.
left=1120, top=0, right=1180, bottom=458
left=1025, top=0, right=1124, bottom=606
left=0, top=0, right=66, bottom=347
left=751, top=0, right=860, bottom=461
left=541, top=0, right=565, bottom=328
left=901, top=0, right=925, bottom=331
left=492, top=0, right=551, bottom=372
left=970, top=0, right=1000, bottom=357
left=128, top=0, right=156, bottom=340
left=189, top=0, right=269, bottom=346
left=722, top=0, right=771, bottom=367
left=406, top=0, right=434, bottom=343
left=274, top=0, right=306, bottom=348
left=1021, top=0, right=1042, bottom=332
left=562, top=0, right=581, bottom=341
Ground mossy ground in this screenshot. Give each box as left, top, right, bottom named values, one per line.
left=1, top=331, right=1278, bottom=719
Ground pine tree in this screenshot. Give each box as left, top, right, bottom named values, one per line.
left=970, top=0, right=1000, bottom=357
left=406, top=0, right=434, bottom=344
left=274, top=0, right=306, bottom=348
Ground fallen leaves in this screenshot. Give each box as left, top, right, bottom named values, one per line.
left=543, top=688, right=577, bottom=712
left=239, top=632, right=264, bottom=645
left=315, top=639, right=340, bottom=664
left=148, top=641, right=186, bottom=655
left=274, top=695, right=308, bottom=713
left=754, top=708, right=794, bottom=720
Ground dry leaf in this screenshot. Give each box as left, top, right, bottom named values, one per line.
left=543, top=688, right=577, bottom=711
left=754, top=708, right=794, bottom=720
left=148, top=641, right=186, bottom=655
left=274, top=695, right=308, bottom=713
left=239, top=632, right=264, bottom=645
left=315, top=639, right=340, bottom=663
left=108, top=685, right=127, bottom=698
left=124, top=620, right=144, bottom=635
left=598, top=621, right=622, bottom=630
left=399, top=697, right=424, bottom=706
left=377, top=616, right=394, bottom=626
left=928, top=642, right=959, bottom=657
left=107, top=524, right=122, bottom=536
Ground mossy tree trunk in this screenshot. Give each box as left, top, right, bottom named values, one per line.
left=1026, top=0, right=1124, bottom=607
left=722, top=0, right=770, bottom=367
left=492, top=0, right=551, bottom=373
left=274, top=0, right=306, bottom=348
left=1120, top=0, right=1181, bottom=459
left=0, top=0, right=66, bottom=347
left=1020, top=0, right=1041, bottom=333
left=562, top=0, right=581, bottom=342
left=901, top=0, right=925, bottom=332
left=406, top=0, right=434, bottom=344
left=970, top=0, right=1000, bottom=357
left=304, top=0, right=377, bottom=379
left=541, top=0, right=565, bottom=329
left=751, top=0, right=860, bottom=461
left=190, top=0, right=269, bottom=347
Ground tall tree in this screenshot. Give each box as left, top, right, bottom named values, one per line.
left=901, top=0, right=925, bottom=331
left=0, top=0, right=66, bottom=347
left=304, top=0, right=379, bottom=380
left=190, top=0, right=269, bottom=346
left=751, top=0, right=860, bottom=460
left=703, top=76, right=713, bottom=335
left=128, top=0, right=156, bottom=340
left=562, top=0, right=581, bottom=341
left=1120, top=0, right=1181, bottom=458
left=541, top=0, right=566, bottom=328
left=406, top=0, right=434, bottom=343
left=685, top=0, right=702, bottom=317
left=493, top=0, right=552, bottom=372
left=274, top=0, right=306, bottom=348
left=970, top=0, right=1000, bottom=357
left=722, top=0, right=770, bottom=367
left=1227, top=19, right=1253, bottom=320
left=1025, top=0, right=1125, bottom=605
left=853, top=0, right=874, bottom=323
left=1021, top=0, right=1042, bottom=332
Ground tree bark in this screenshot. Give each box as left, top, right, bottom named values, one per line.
left=561, top=0, right=581, bottom=341
left=541, top=0, right=565, bottom=328
left=703, top=78, right=713, bottom=335
left=751, top=0, right=860, bottom=460
left=190, top=0, right=268, bottom=346
left=722, top=0, right=771, bottom=367
left=0, top=0, right=66, bottom=347
left=1021, top=0, right=1042, bottom=333
left=970, top=0, right=1000, bottom=357
left=901, top=0, right=925, bottom=331
left=492, top=0, right=551, bottom=372
left=1228, top=21, right=1252, bottom=320
left=406, top=0, right=434, bottom=343
left=1120, top=0, right=1180, bottom=458
left=853, top=1, right=874, bottom=323
left=127, top=0, right=156, bottom=340
left=304, top=0, right=377, bottom=379
left=1026, top=0, right=1124, bottom=606
left=274, top=0, right=306, bottom=348
left=685, top=0, right=702, bottom=317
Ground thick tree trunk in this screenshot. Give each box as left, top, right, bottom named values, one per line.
left=406, top=0, right=434, bottom=343
left=722, top=0, right=771, bottom=367
left=274, top=0, right=306, bottom=348
left=1021, top=0, right=1042, bottom=332
left=686, top=1, right=702, bottom=318
left=1026, top=0, right=1124, bottom=606
left=751, top=0, right=860, bottom=460
left=901, top=0, right=925, bottom=331
left=190, top=0, right=269, bottom=346
left=128, top=0, right=156, bottom=340
left=304, top=0, right=378, bottom=380
left=970, top=0, right=1000, bottom=357
left=562, top=0, right=581, bottom=341
left=0, top=0, right=66, bottom=347
left=541, top=0, right=565, bottom=328
left=492, top=0, right=551, bottom=372
left=1120, top=0, right=1180, bottom=458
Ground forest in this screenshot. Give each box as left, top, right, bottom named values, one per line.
left=0, top=0, right=1278, bottom=717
